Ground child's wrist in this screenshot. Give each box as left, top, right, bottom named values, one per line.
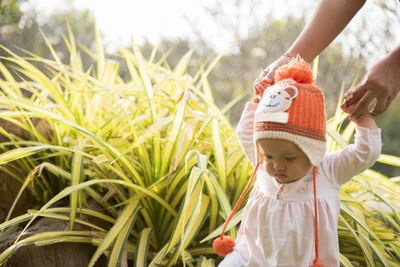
left=353, top=111, right=377, bottom=129
left=355, top=111, right=375, bottom=121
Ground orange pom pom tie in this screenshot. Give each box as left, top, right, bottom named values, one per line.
left=213, top=235, right=235, bottom=256
left=213, top=163, right=260, bottom=256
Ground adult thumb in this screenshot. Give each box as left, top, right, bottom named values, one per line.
left=371, top=97, right=389, bottom=116
left=264, top=70, right=275, bottom=83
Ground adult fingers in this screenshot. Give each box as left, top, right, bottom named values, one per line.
left=344, top=74, right=370, bottom=104
left=344, top=86, right=367, bottom=107
left=254, top=82, right=266, bottom=96
left=261, top=68, right=269, bottom=77
left=259, top=68, right=273, bottom=84
left=264, top=69, right=276, bottom=83
left=253, top=77, right=261, bottom=87
left=348, top=90, right=375, bottom=120
left=260, top=79, right=271, bottom=88
left=340, top=100, right=350, bottom=113
left=253, top=78, right=262, bottom=95
left=257, top=68, right=270, bottom=81
left=371, top=95, right=391, bottom=116
left=266, top=55, right=291, bottom=80
left=254, top=78, right=272, bottom=95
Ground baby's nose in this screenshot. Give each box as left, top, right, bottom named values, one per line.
left=273, top=161, right=285, bottom=170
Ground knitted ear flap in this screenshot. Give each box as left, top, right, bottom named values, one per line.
left=213, top=163, right=260, bottom=256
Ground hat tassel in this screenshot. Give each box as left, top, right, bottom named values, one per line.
left=213, top=163, right=260, bottom=256
left=311, top=166, right=325, bottom=267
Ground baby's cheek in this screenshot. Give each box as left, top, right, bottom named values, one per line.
left=262, top=161, right=268, bottom=172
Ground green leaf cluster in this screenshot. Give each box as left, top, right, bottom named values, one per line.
left=0, top=25, right=249, bottom=266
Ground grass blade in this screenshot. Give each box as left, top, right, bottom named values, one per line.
left=212, top=119, right=227, bottom=191
left=70, top=139, right=87, bottom=230
left=107, top=204, right=140, bottom=267
left=88, top=200, right=141, bottom=267
left=135, top=228, right=153, bottom=267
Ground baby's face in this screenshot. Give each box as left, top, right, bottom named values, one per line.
left=258, top=138, right=312, bottom=183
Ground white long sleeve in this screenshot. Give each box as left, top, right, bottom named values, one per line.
left=237, top=102, right=258, bottom=167
left=321, top=126, right=382, bottom=188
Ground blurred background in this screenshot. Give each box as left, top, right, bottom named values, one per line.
left=1, top=0, right=400, bottom=176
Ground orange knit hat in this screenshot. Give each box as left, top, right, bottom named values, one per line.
left=254, top=55, right=326, bottom=166
left=213, top=56, right=327, bottom=267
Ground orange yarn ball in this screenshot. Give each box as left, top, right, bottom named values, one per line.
left=311, top=261, right=326, bottom=267
left=213, top=235, right=235, bottom=256
left=275, top=55, right=314, bottom=84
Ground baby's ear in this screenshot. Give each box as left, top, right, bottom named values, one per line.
left=285, top=86, right=298, bottom=98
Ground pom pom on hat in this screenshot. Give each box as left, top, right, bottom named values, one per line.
left=213, top=235, right=235, bottom=256
left=275, top=55, right=314, bottom=84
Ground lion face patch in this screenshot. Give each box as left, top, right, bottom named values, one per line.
left=255, top=84, right=298, bottom=123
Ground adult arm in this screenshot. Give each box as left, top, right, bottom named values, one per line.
left=286, top=0, right=366, bottom=62
left=256, top=0, right=366, bottom=94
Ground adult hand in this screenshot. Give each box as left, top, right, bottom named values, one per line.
left=253, top=55, right=292, bottom=98
left=341, top=54, right=400, bottom=120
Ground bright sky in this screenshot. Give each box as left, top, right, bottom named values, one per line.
left=23, top=0, right=399, bottom=64
left=72, top=0, right=210, bottom=44
left=23, top=0, right=236, bottom=50
left=23, top=0, right=309, bottom=52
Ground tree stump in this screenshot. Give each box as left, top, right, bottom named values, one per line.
left=0, top=118, right=107, bottom=266
left=0, top=217, right=107, bottom=267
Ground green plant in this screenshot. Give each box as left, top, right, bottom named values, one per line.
left=0, top=25, right=249, bottom=267
left=0, top=26, right=399, bottom=267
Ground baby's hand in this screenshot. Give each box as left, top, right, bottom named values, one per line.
left=341, top=87, right=366, bottom=118
left=342, top=95, right=377, bottom=130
